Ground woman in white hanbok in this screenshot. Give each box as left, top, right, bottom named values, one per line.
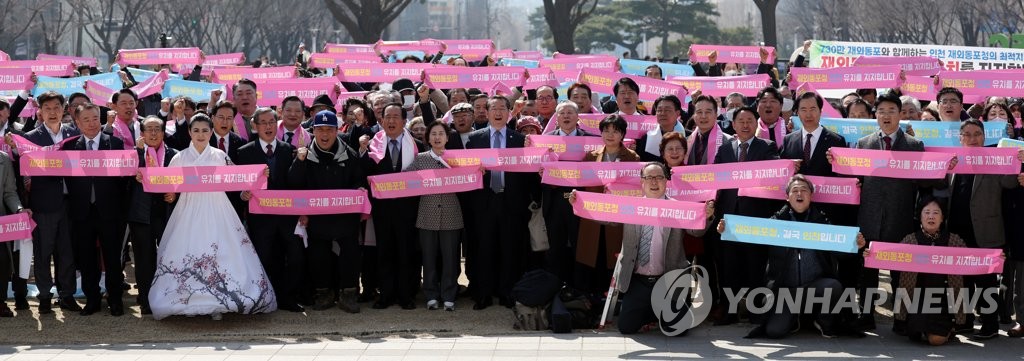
left=149, top=113, right=276, bottom=320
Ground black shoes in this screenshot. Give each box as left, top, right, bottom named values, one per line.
left=58, top=297, right=83, bottom=312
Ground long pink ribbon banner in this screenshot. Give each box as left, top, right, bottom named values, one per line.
left=689, top=45, right=776, bottom=64
left=604, top=182, right=717, bottom=202
left=577, top=114, right=659, bottom=140
left=20, top=150, right=138, bottom=177
left=0, top=68, right=32, bottom=91
left=0, top=60, right=75, bottom=77
left=670, top=159, right=797, bottom=191
left=667, top=74, right=771, bottom=97
left=210, top=66, right=296, bottom=85
left=527, top=135, right=634, bottom=162
left=925, top=146, right=1020, bottom=175
left=368, top=166, right=482, bottom=199
left=830, top=148, right=953, bottom=179
left=440, top=148, right=556, bottom=172
left=790, top=65, right=903, bottom=90
left=139, top=165, right=268, bottom=192
left=249, top=189, right=371, bottom=215
left=578, top=67, right=687, bottom=102
left=336, top=63, right=434, bottom=83
left=865, top=242, right=1004, bottom=275
left=255, top=78, right=339, bottom=107
left=117, top=47, right=202, bottom=66
left=36, top=54, right=98, bottom=67
left=0, top=213, right=35, bottom=243
left=738, top=175, right=861, bottom=204
left=853, top=55, right=943, bottom=76
left=540, top=161, right=646, bottom=187
left=572, top=191, right=707, bottom=229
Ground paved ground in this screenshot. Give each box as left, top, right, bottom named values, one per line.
left=2, top=321, right=1021, bottom=360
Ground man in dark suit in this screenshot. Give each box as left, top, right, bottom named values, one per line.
left=127, top=116, right=177, bottom=315
left=237, top=108, right=305, bottom=313
left=713, top=106, right=780, bottom=324
left=465, top=95, right=528, bottom=310
left=540, top=101, right=593, bottom=286
left=363, top=103, right=427, bottom=310
left=0, top=97, right=29, bottom=313
left=209, top=100, right=246, bottom=220
left=21, top=91, right=81, bottom=314
left=636, top=95, right=688, bottom=162
left=62, top=103, right=131, bottom=316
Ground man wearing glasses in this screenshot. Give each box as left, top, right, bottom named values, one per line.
left=936, top=87, right=965, bottom=122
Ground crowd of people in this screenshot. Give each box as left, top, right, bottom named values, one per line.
left=0, top=41, right=1022, bottom=346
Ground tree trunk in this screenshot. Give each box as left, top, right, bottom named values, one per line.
left=544, top=0, right=576, bottom=54
left=753, top=0, right=779, bottom=47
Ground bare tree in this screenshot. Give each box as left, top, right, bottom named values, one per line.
left=38, top=0, right=74, bottom=55
left=0, top=0, right=47, bottom=55
left=752, top=0, right=779, bottom=46
left=323, top=0, right=418, bottom=44
left=542, top=0, right=600, bottom=54
left=70, top=0, right=156, bottom=62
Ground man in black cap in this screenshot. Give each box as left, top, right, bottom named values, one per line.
left=301, top=94, right=337, bottom=129
left=392, top=78, right=419, bottom=121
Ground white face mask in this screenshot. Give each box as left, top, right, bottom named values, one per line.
left=403, top=95, right=415, bottom=108
left=724, top=70, right=740, bottom=77
left=782, top=98, right=794, bottom=113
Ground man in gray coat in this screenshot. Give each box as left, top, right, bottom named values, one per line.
left=0, top=150, right=30, bottom=317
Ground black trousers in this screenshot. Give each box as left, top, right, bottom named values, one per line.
left=966, top=273, right=1000, bottom=330
left=127, top=222, right=159, bottom=306
left=306, top=233, right=360, bottom=290
left=763, top=278, right=842, bottom=338
left=72, top=206, right=126, bottom=306
left=541, top=186, right=579, bottom=286
left=0, top=244, right=27, bottom=302
left=249, top=216, right=305, bottom=304
left=473, top=190, right=527, bottom=302
left=457, top=193, right=477, bottom=290
left=717, top=240, right=767, bottom=312
left=373, top=206, right=420, bottom=304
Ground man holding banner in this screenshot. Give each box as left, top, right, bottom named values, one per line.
left=0, top=135, right=30, bottom=317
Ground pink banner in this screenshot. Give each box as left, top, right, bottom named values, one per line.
left=493, top=49, right=515, bottom=59
left=539, top=55, right=617, bottom=72
left=605, top=182, right=717, bottom=202
left=0, top=50, right=9, bottom=62
left=514, top=51, right=544, bottom=61
left=210, top=66, right=296, bottom=85
left=0, top=213, right=35, bottom=243
left=738, top=175, right=861, bottom=205
left=937, top=70, right=1024, bottom=98
left=173, top=52, right=247, bottom=73
left=36, top=54, right=97, bottom=67
left=0, top=60, right=75, bottom=77
left=335, top=63, right=434, bottom=83
left=572, top=191, right=707, bottom=229
left=865, top=242, right=1004, bottom=275
left=374, top=40, right=444, bottom=56
left=668, top=74, right=770, bottom=97
left=790, top=65, right=903, bottom=90
left=577, top=114, right=659, bottom=140
left=578, top=68, right=687, bottom=102
left=84, top=80, right=115, bottom=105
left=368, top=166, right=482, bottom=199
left=131, top=68, right=169, bottom=98
left=438, top=39, right=494, bottom=62
left=524, top=67, right=559, bottom=90
left=256, top=77, right=338, bottom=107
left=527, top=135, right=616, bottom=162
left=309, top=53, right=382, bottom=69
left=925, top=146, right=1020, bottom=175
left=117, top=47, right=202, bottom=66
left=440, top=148, right=556, bottom=172
left=324, top=43, right=376, bottom=54
left=670, top=159, right=797, bottom=191
left=0, top=68, right=32, bottom=91
left=689, top=45, right=775, bottom=64
left=795, top=82, right=844, bottom=118
left=140, top=165, right=268, bottom=192
left=540, top=161, right=646, bottom=187
left=10, top=134, right=79, bottom=153
left=423, top=66, right=526, bottom=89
left=334, top=91, right=369, bottom=113
left=902, top=75, right=984, bottom=105
left=853, top=56, right=942, bottom=76
left=830, top=148, right=953, bottom=179
left=249, top=189, right=371, bottom=215
left=20, top=150, right=138, bottom=177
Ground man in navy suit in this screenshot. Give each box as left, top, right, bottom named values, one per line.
left=209, top=101, right=246, bottom=220
left=62, top=103, right=131, bottom=316
left=21, top=91, right=81, bottom=314
left=237, top=108, right=305, bottom=313
left=713, top=106, right=780, bottom=324
left=465, top=95, right=528, bottom=310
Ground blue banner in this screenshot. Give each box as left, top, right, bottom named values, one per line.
left=33, top=72, right=122, bottom=98
left=720, top=214, right=860, bottom=253
left=498, top=58, right=540, bottom=68
left=998, top=137, right=1024, bottom=149
left=619, top=59, right=695, bottom=78
left=820, top=117, right=908, bottom=146
left=127, top=67, right=182, bottom=83
left=906, top=120, right=1005, bottom=147
left=161, top=79, right=224, bottom=102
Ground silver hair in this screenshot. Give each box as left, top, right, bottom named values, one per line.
left=899, top=95, right=921, bottom=112
left=252, top=107, right=278, bottom=124
left=142, top=115, right=164, bottom=128
left=555, top=101, right=579, bottom=113
left=785, top=174, right=815, bottom=194
left=726, top=92, right=745, bottom=101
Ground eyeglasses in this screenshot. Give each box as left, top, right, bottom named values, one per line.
left=143, top=127, right=163, bottom=133
left=641, top=175, right=667, bottom=182
left=536, top=96, right=555, bottom=102
left=937, top=99, right=961, bottom=105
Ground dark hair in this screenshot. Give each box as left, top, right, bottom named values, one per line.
left=470, top=93, right=489, bottom=105
left=345, top=98, right=377, bottom=126
left=658, top=131, right=687, bottom=157
left=794, top=91, right=823, bottom=113
left=536, top=85, right=559, bottom=100
left=641, top=161, right=671, bottom=179
left=960, top=118, right=985, bottom=132
left=982, top=103, right=1015, bottom=125
left=653, top=95, right=682, bottom=113
left=174, top=96, right=197, bottom=110
left=0, top=98, right=8, bottom=112
left=36, top=91, right=65, bottom=108
left=612, top=77, right=640, bottom=95
left=212, top=100, right=238, bottom=117
left=567, top=83, right=592, bottom=99
left=599, top=114, right=628, bottom=135
left=936, top=87, right=963, bottom=103
left=111, top=88, right=138, bottom=104
left=281, top=95, right=305, bottom=110
left=692, top=94, right=719, bottom=109
left=427, top=120, right=452, bottom=135
left=845, top=99, right=874, bottom=118
left=732, top=106, right=760, bottom=121
left=67, top=92, right=89, bottom=106
left=874, top=92, right=903, bottom=112
left=916, top=194, right=946, bottom=222
left=645, top=64, right=663, bottom=79
left=74, top=103, right=101, bottom=119
left=856, top=88, right=877, bottom=98
left=232, top=78, right=257, bottom=93
left=383, top=102, right=408, bottom=120
left=922, top=107, right=940, bottom=120
left=448, top=88, right=468, bottom=101
left=786, top=174, right=815, bottom=194
left=189, top=112, right=214, bottom=129
left=401, top=55, right=422, bottom=63
left=486, top=95, right=511, bottom=110
left=756, top=86, right=783, bottom=103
